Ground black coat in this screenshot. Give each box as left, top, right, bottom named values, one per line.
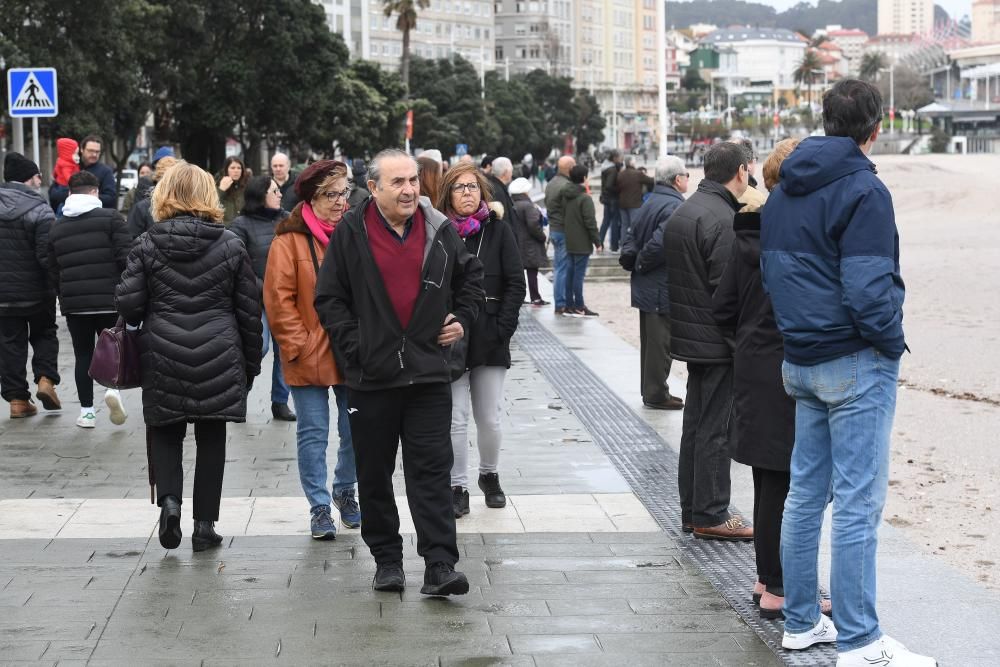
left=83, top=162, right=118, bottom=209
left=230, top=208, right=288, bottom=281
left=486, top=174, right=515, bottom=227
left=48, top=206, right=131, bottom=314
left=279, top=171, right=300, bottom=212
left=0, top=183, right=55, bottom=311
left=127, top=198, right=155, bottom=239
left=115, top=216, right=263, bottom=427
left=712, top=211, right=793, bottom=471
left=458, top=209, right=526, bottom=370
left=620, top=184, right=685, bottom=314
left=664, top=179, right=739, bottom=364
left=511, top=194, right=548, bottom=269
left=314, top=197, right=485, bottom=392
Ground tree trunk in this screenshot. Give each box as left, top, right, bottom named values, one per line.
left=401, top=27, right=411, bottom=97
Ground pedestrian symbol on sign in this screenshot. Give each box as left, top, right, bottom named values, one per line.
left=7, top=68, right=59, bottom=118
left=13, top=73, right=52, bottom=110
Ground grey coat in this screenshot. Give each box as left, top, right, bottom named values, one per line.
left=511, top=194, right=548, bottom=269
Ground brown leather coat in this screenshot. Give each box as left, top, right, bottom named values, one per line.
left=262, top=204, right=342, bottom=387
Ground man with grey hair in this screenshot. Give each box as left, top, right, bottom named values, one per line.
left=485, top=156, right=515, bottom=226
left=315, top=148, right=485, bottom=597
left=619, top=155, right=689, bottom=411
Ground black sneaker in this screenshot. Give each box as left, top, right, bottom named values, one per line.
left=477, top=473, right=506, bottom=508
left=271, top=402, right=296, bottom=421
left=578, top=307, right=599, bottom=317
left=373, top=561, right=405, bottom=592
left=420, top=562, right=469, bottom=596
left=453, top=486, right=470, bottom=518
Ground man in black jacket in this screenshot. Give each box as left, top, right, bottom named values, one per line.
left=485, top=157, right=516, bottom=227
left=315, top=149, right=484, bottom=597
left=664, top=142, right=752, bottom=541
left=598, top=150, right=623, bottom=251
left=79, top=135, right=117, bottom=209
left=620, top=155, right=688, bottom=411
left=0, top=153, right=61, bottom=418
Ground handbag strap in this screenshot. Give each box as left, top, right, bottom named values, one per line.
left=307, top=235, right=321, bottom=274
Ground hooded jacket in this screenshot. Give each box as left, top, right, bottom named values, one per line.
left=230, top=207, right=288, bottom=281
left=0, top=182, right=55, bottom=311
left=48, top=194, right=131, bottom=314
left=562, top=184, right=600, bottom=254
left=314, top=196, right=485, bottom=392
left=262, top=204, right=342, bottom=387
left=664, top=179, right=741, bottom=364
left=116, top=216, right=263, bottom=426
left=620, top=183, right=685, bottom=314
left=760, top=136, right=905, bottom=366
left=49, top=138, right=80, bottom=214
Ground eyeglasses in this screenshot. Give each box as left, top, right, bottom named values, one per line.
left=680, top=172, right=691, bottom=178
left=451, top=182, right=480, bottom=194
left=268, top=188, right=281, bottom=196
left=321, top=188, right=352, bottom=202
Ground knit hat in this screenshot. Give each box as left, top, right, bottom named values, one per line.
left=4, top=152, right=40, bottom=183
left=420, top=149, right=443, bottom=165
left=508, top=177, right=532, bottom=196
left=152, top=146, right=175, bottom=165
left=53, top=138, right=81, bottom=187
left=294, top=159, right=348, bottom=202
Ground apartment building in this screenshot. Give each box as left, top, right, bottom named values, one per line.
left=972, top=0, right=1000, bottom=43
left=878, top=0, right=934, bottom=37
left=493, top=0, right=574, bottom=76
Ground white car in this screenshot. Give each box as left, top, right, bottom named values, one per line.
left=118, top=169, right=138, bottom=194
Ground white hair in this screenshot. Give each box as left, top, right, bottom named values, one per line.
left=624, top=155, right=637, bottom=168
left=655, top=156, right=687, bottom=186
left=492, top=156, right=513, bottom=178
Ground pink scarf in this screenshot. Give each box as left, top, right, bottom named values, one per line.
left=449, top=200, right=490, bottom=238
left=301, top=202, right=337, bottom=247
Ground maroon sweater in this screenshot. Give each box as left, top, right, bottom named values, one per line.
left=364, top=202, right=426, bottom=329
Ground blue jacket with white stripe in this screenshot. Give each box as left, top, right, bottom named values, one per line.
left=760, top=136, right=906, bottom=366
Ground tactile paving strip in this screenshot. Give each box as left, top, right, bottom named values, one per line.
left=515, top=314, right=837, bottom=666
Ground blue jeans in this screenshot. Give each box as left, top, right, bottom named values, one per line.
left=564, top=253, right=590, bottom=311
left=550, top=230, right=569, bottom=309
left=599, top=199, right=622, bottom=250
left=288, top=385, right=358, bottom=513
left=780, top=347, right=900, bottom=651
left=261, top=312, right=291, bottom=405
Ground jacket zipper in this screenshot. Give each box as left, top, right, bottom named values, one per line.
left=398, top=335, right=406, bottom=369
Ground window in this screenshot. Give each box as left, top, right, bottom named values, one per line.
left=496, top=45, right=504, bottom=59
left=643, top=15, right=653, bottom=30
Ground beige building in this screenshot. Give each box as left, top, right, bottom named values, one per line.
left=972, top=0, right=1000, bottom=43
left=878, top=0, right=934, bottom=37
left=493, top=0, right=574, bottom=76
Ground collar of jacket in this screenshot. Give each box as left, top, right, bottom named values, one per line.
left=275, top=202, right=308, bottom=235
left=733, top=210, right=761, bottom=232
left=696, top=179, right=742, bottom=212
left=341, top=195, right=448, bottom=264
left=651, top=183, right=684, bottom=200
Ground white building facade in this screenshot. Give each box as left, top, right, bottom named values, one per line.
left=878, top=0, right=934, bottom=37
left=701, top=27, right=807, bottom=94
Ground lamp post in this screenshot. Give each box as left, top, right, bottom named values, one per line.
left=880, top=65, right=895, bottom=135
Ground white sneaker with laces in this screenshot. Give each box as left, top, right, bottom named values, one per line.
left=76, top=412, right=96, bottom=428
left=782, top=614, right=838, bottom=650
left=837, top=635, right=937, bottom=667
left=105, top=389, right=127, bottom=425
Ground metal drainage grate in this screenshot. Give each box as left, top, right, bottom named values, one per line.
left=514, top=314, right=836, bottom=666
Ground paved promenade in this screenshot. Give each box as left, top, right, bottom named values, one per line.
left=1, top=287, right=997, bottom=665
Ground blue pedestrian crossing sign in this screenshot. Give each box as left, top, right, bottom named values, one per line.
left=7, top=68, right=59, bottom=118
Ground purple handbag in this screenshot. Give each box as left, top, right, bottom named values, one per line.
left=89, top=317, right=142, bottom=389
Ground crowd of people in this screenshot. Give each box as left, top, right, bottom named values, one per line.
left=0, top=78, right=934, bottom=665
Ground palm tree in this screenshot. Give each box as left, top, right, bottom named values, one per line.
left=794, top=50, right=823, bottom=108
left=859, top=52, right=888, bottom=82
left=382, top=0, right=430, bottom=96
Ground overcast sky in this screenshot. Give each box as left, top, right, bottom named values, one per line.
left=755, top=0, right=971, bottom=21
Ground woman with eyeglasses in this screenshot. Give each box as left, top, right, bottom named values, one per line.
left=263, top=160, right=361, bottom=540
left=231, top=175, right=296, bottom=423
left=436, top=162, right=526, bottom=519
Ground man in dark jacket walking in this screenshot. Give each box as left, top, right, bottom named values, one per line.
left=615, top=156, right=655, bottom=237
left=665, top=141, right=752, bottom=542
left=79, top=135, right=117, bottom=209
left=0, top=153, right=61, bottom=419
left=620, top=155, right=688, bottom=410
left=761, top=80, right=933, bottom=665
left=598, top=150, right=623, bottom=251
left=315, top=149, right=484, bottom=597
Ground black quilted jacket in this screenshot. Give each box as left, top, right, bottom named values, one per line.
left=0, top=183, right=55, bottom=311
left=48, top=207, right=131, bottom=314
left=116, top=216, right=263, bottom=426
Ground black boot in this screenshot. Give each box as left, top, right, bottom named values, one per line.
left=158, top=496, right=182, bottom=549
left=452, top=486, right=470, bottom=518
left=478, top=473, right=506, bottom=508
left=420, top=562, right=469, bottom=596
left=271, top=402, right=296, bottom=421
left=192, top=520, right=224, bottom=552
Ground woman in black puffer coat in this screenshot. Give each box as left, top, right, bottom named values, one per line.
left=116, top=161, right=262, bottom=553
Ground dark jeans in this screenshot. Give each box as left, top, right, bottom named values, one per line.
left=564, top=253, right=590, bottom=311
left=0, top=301, right=60, bottom=402
left=525, top=268, right=541, bottom=302
left=678, top=363, right=734, bottom=527
left=752, top=466, right=790, bottom=593
left=639, top=311, right=673, bottom=403
left=347, top=382, right=458, bottom=566
left=599, top=199, right=622, bottom=251
left=149, top=421, right=227, bottom=521
left=620, top=207, right=638, bottom=240
left=65, top=313, right=118, bottom=408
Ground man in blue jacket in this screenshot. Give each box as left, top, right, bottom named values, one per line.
left=761, top=80, right=934, bottom=666
left=79, top=135, right=117, bottom=209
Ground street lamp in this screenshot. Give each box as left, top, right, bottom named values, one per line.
left=880, top=65, right=895, bottom=136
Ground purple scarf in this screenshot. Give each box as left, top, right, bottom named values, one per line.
left=449, top=200, right=489, bottom=238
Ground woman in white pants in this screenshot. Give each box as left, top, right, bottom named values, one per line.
left=436, top=163, right=526, bottom=517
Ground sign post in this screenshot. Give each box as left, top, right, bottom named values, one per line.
left=7, top=68, right=59, bottom=170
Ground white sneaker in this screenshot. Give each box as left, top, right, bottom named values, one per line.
left=76, top=412, right=96, bottom=428
left=782, top=614, right=838, bottom=650
left=105, top=389, right=127, bottom=425
left=837, top=635, right=937, bottom=667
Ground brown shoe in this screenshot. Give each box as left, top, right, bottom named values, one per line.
left=35, top=376, right=61, bottom=410
left=10, top=399, right=38, bottom=419
left=693, top=515, right=754, bottom=541
left=643, top=395, right=684, bottom=410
